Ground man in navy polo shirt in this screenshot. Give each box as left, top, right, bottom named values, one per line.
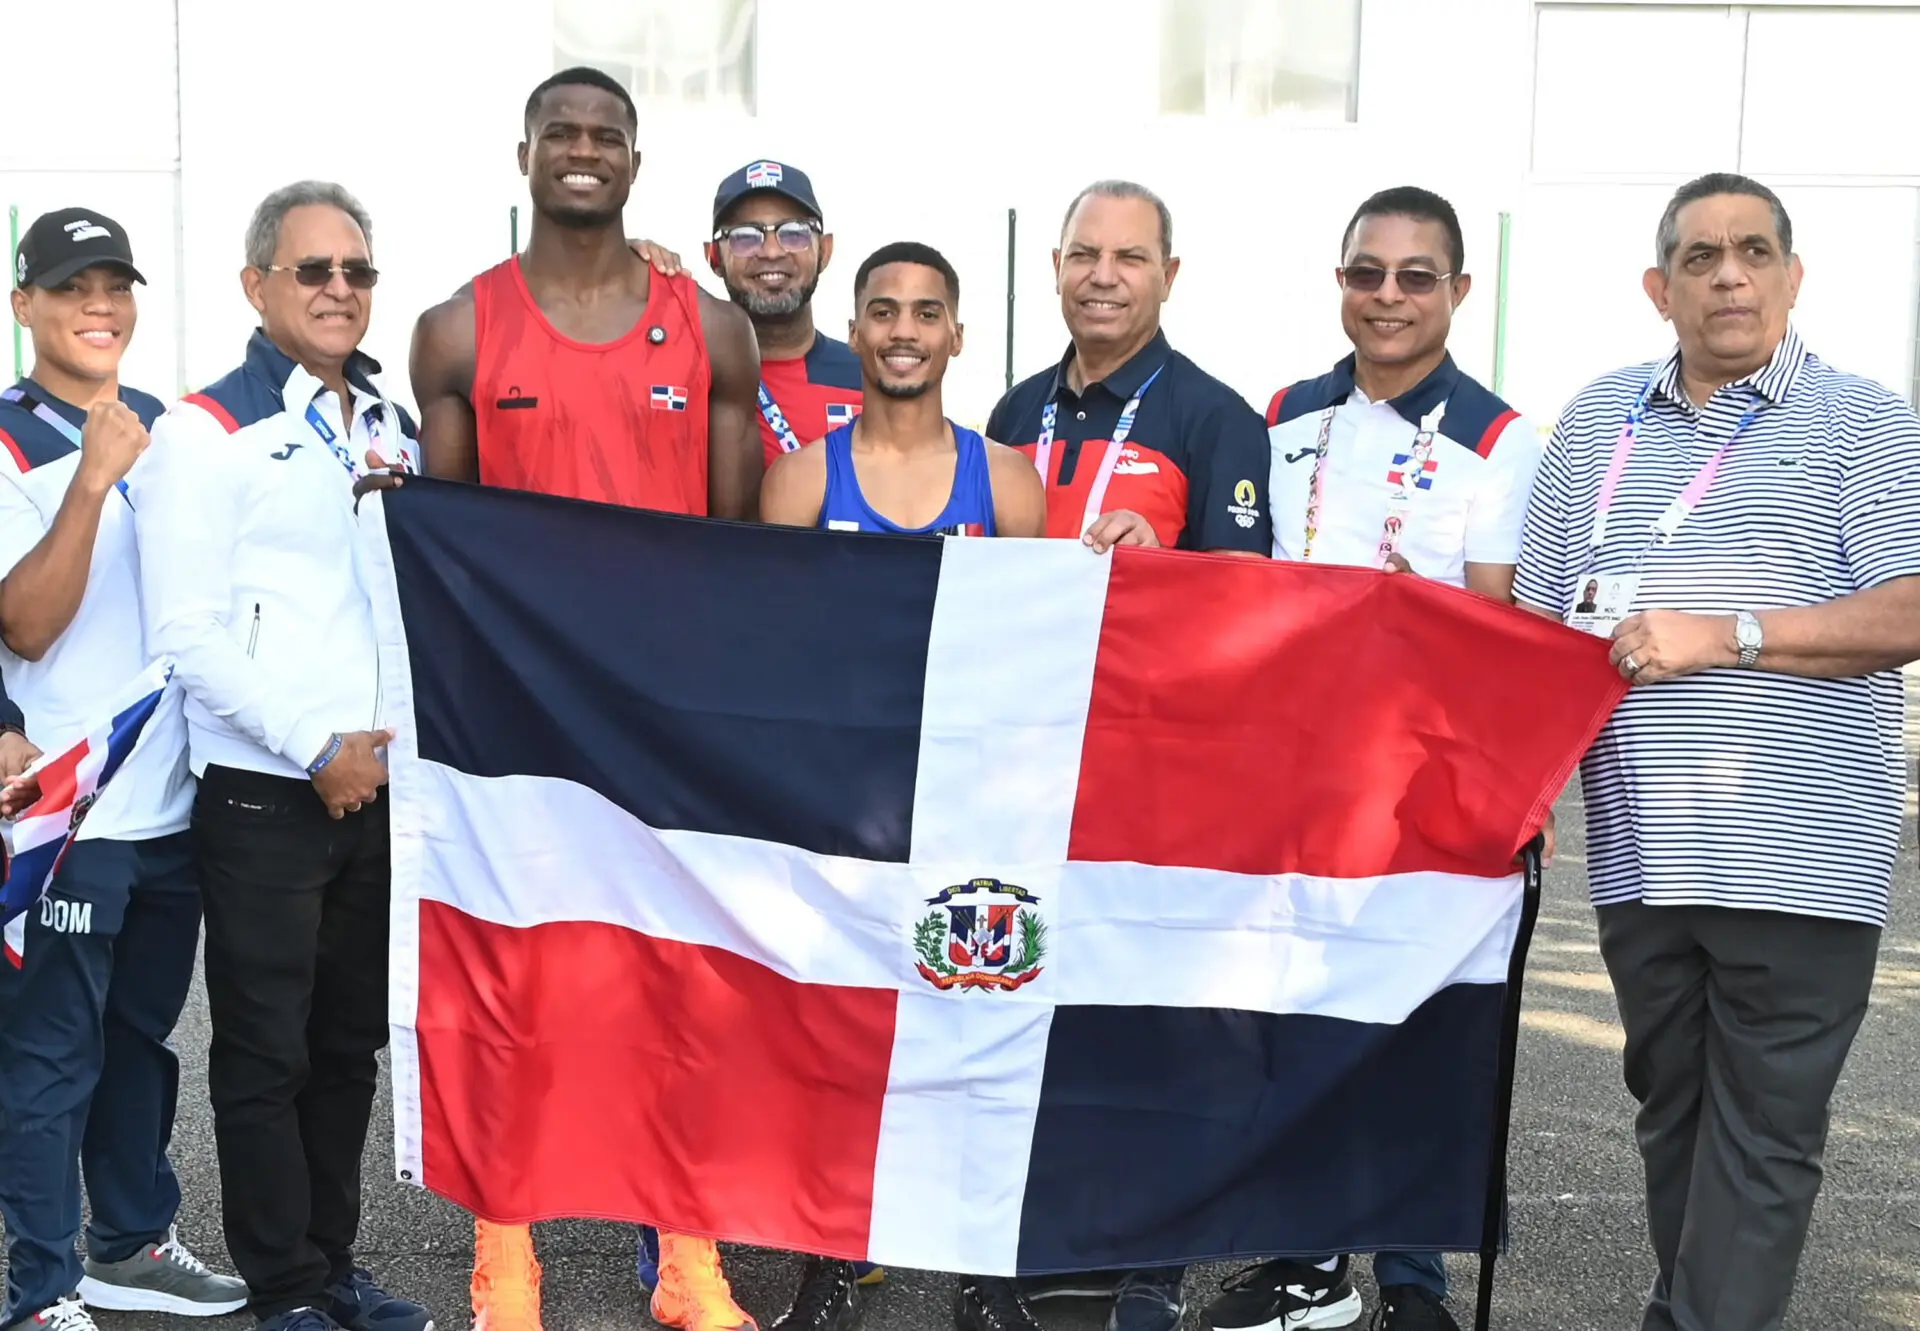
left=706, top=160, right=864, bottom=467
left=985, top=179, right=1271, bottom=560
left=961, top=181, right=1270, bottom=1331
left=0, top=208, right=247, bottom=1331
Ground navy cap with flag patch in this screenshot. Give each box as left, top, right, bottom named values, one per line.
left=712, top=160, right=823, bottom=228
left=14, top=208, right=146, bottom=290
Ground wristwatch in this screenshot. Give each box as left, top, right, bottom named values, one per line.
left=1734, top=610, right=1763, bottom=668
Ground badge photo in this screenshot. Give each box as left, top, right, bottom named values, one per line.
left=1566, top=572, right=1641, bottom=638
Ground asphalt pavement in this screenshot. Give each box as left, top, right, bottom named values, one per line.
left=8, top=681, right=1919, bottom=1331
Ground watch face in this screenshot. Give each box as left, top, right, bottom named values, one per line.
left=1738, top=618, right=1763, bottom=648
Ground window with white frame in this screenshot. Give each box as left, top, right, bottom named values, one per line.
left=553, top=0, right=756, bottom=115
left=1159, top=0, right=1361, bottom=121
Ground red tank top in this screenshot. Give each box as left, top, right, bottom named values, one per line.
left=471, top=258, right=712, bottom=514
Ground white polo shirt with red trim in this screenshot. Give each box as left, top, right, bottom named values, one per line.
left=1263, top=354, right=1544, bottom=588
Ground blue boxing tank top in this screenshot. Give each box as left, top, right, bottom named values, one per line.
left=818, top=420, right=998, bottom=536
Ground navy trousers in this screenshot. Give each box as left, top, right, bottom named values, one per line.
left=0, top=833, right=200, bottom=1328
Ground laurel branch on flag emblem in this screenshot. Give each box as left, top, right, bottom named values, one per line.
left=913, top=877, right=1046, bottom=991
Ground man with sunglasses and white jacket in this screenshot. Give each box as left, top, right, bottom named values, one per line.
left=131, top=181, right=433, bottom=1331
left=1203, top=186, right=1543, bottom=1331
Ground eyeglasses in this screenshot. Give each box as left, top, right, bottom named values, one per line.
left=1339, top=265, right=1454, bottom=296
left=262, top=261, right=380, bottom=290
left=713, top=219, right=822, bottom=258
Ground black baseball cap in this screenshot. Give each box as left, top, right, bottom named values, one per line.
left=711, top=161, right=823, bottom=229
left=14, top=208, right=146, bottom=290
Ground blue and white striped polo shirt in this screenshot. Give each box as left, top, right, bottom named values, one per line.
left=1515, top=327, right=1920, bottom=926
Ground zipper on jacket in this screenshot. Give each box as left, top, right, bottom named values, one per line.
left=246, top=603, right=261, bottom=658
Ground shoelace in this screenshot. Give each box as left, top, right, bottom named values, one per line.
left=37, top=1300, right=95, bottom=1331
left=785, top=1260, right=850, bottom=1325
left=473, top=1240, right=540, bottom=1322
left=338, top=1268, right=396, bottom=1309
left=281, top=1309, right=339, bottom=1331
left=970, top=1280, right=1038, bottom=1331
left=1112, top=1273, right=1179, bottom=1309
left=154, top=1228, right=215, bottom=1276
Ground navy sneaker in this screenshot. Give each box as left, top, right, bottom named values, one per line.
left=1106, top=1268, right=1185, bottom=1331
left=326, top=1268, right=434, bottom=1331
left=259, top=1308, right=343, bottom=1331
left=637, top=1228, right=662, bottom=1293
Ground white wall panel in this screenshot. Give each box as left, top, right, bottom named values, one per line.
left=1, top=0, right=178, bottom=172
left=1741, top=8, right=1920, bottom=177
left=1776, top=187, right=1918, bottom=396
left=1530, top=5, right=1743, bottom=176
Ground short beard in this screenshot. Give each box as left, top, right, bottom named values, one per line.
left=874, top=378, right=932, bottom=400
left=725, top=274, right=819, bottom=319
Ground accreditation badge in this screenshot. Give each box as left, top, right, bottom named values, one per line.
left=1565, top=572, right=1640, bottom=637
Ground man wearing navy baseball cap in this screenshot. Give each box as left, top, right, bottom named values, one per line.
left=704, top=160, right=863, bottom=468
left=0, top=207, right=248, bottom=1331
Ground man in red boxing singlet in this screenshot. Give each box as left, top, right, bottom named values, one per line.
left=406, top=66, right=760, bottom=518
left=394, top=63, right=762, bottom=1331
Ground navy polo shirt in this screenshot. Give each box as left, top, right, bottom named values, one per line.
left=987, top=330, right=1270, bottom=551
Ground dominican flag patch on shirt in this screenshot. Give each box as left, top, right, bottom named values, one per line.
left=650, top=385, right=689, bottom=412
left=1387, top=453, right=1439, bottom=490
left=826, top=403, right=858, bottom=429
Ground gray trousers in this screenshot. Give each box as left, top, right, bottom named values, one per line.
left=1596, top=900, right=1880, bottom=1331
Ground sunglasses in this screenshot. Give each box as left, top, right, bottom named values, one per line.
left=713, top=219, right=822, bottom=258
left=262, top=260, right=380, bottom=290
left=1340, top=265, right=1454, bottom=296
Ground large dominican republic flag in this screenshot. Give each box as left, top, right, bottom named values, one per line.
left=2, top=662, right=172, bottom=966
left=364, top=479, right=1624, bottom=1277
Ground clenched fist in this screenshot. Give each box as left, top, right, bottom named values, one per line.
left=77, top=400, right=150, bottom=493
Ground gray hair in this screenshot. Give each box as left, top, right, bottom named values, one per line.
left=245, top=180, right=373, bottom=268
left=1060, top=180, right=1174, bottom=260
left=1654, top=172, right=1792, bottom=270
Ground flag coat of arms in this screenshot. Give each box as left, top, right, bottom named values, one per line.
left=363, top=481, right=1623, bottom=1276
left=825, top=403, right=858, bottom=429
left=650, top=385, right=689, bottom=412
left=1, top=662, right=172, bottom=965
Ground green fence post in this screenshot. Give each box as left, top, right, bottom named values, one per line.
left=1492, top=211, right=1512, bottom=397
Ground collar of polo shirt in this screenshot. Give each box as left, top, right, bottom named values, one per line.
left=1651, top=324, right=1808, bottom=414
left=1327, top=351, right=1463, bottom=426
left=241, top=326, right=386, bottom=407
left=1050, top=328, right=1173, bottom=402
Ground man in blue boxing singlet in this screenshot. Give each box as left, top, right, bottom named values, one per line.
left=760, top=242, right=1044, bottom=538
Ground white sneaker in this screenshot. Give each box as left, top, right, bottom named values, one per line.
left=23, top=1297, right=100, bottom=1331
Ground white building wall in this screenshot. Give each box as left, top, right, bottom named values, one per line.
left=4, top=0, right=1915, bottom=432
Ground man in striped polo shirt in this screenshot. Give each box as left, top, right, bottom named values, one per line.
left=1514, top=172, right=1920, bottom=1331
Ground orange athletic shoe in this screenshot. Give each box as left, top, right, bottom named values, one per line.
left=471, top=1219, right=544, bottom=1331
left=649, top=1233, right=756, bottom=1331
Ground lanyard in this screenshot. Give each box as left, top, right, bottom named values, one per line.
left=304, top=400, right=361, bottom=479
left=1033, top=365, right=1164, bottom=536
left=1589, top=370, right=1764, bottom=567
left=757, top=382, right=803, bottom=454
left=1, top=384, right=132, bottom=505
left=1299, top=398, right=1448, bottom=567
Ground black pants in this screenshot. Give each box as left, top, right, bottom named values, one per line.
left=194, top=765, right=391, bottom=1321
